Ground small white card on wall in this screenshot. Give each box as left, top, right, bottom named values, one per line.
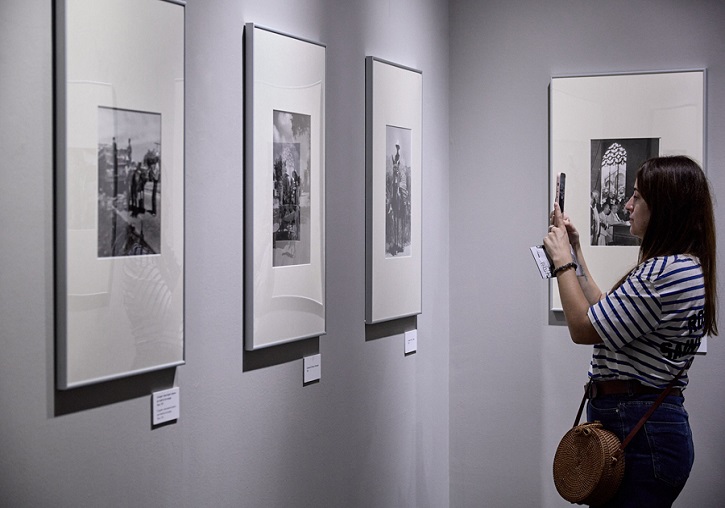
left=152, top=387, right=180, bottom=426
left=304, top=354, right=321, bottom=384
left=405, top=330, right=417, bottom=354
left=698, top=335, right=708, bottom=354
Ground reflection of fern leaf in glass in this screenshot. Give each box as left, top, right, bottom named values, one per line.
left=123, top=250, right=182, bottom=369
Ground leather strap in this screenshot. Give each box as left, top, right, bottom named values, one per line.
left=574, top=360, right=691, bottom=450
left=573, top=380, right=591, bottom=427
left=619, top=363, right=689, bottom=450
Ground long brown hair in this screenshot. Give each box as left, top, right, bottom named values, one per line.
left=616, top=156, right=718, bottom=335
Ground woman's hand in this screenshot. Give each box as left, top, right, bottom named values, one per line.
left=544, top=202, right=573, bottom=267
left=548, top=204, right=581, bottom=249
left=562, top=211, right=580, bottom=250
left=546, top=203, right=605, bottom=307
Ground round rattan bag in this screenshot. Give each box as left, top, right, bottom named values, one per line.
left=553, top=421, right=625, bottom=506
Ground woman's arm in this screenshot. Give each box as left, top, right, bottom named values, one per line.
left=544, top=203, right=603, bottom=345
left=570, top=241, right=605, bottom=305
left=558, top=208, right=605, bottom=305
left=553, top=268, right=603, bottom=345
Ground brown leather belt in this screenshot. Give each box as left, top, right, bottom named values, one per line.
left=590, top=379, right=682, bottom=398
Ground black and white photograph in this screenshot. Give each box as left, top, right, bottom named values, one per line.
left=385, top=125, right=412, bottom=257
left=56, top=0, right=184, bottom=389
left=245, top=24, right=326, bottom=349
left=589, top=138, right=658, bottom=247
left=272, top=109, right=311, bottom=267
left=550, top=71, right=703, bottom=312
left=365, top=56, right=422, bottom=323
left=97, top=106, right=162, bottom=257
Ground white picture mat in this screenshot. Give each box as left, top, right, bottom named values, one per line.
left=550, top=70, right=705, bottom=311
left=57, top=0, right=185, bottom=388
left=245, top=25, right=326, bottom=349
left=366, top=58, right=422, bottom=323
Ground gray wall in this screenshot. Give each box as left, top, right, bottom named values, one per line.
left=449, top=0, right=725, bottom=507
left=3, top=0, right=725, bottom=507
left=0, top=0, right=449, bottom=507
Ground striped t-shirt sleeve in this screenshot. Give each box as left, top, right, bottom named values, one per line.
left=588, top=259, right=666, bottom=352
left=586, top=255, right=704, bottom=387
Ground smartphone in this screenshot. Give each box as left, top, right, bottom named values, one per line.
left=556, top=172, right=566, bottom=213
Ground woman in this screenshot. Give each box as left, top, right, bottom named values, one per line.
left=590, top=190, right=601, bottom=245
left=544, top=156, right=717, bottom=507
left=597, top=200, right=611, bottom=245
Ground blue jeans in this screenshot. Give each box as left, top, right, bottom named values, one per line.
left=586, top=394, right=694, bottom=508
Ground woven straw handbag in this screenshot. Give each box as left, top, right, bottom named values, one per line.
left=553, top=368, right=687, bottom=506
left=553, top=421, right=624, bottom=505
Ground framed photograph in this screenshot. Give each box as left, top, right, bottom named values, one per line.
left=244, top=24, right=326, bottom=350
left=54, top=0, right=185, bottom=389
left=549, top=70, right=705, bottom=311
left=365, top=57, right=422, bottom=323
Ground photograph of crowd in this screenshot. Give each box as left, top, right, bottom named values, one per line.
left=97, top=106, right=162, bottom=257
left=272, top=109, right=311, bottom=267
left=589, top=138, right=659, bottom=246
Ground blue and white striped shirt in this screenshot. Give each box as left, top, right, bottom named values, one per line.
left=587, top=254, right=704, bottom=389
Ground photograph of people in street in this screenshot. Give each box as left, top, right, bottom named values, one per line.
left=386, top=125, right=412, bottom=257
left=97, top=106, right=161, bottom=257
left=590, top=138, right=658, bottom=247
left=272, top=109, right=311, bottom=267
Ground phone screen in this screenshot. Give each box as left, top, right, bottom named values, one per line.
left=557, top=173, right=566, bottom=213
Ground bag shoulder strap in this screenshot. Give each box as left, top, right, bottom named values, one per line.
left=573, top=379, right=591, bottom=427
left=574, top=360, right=691, bottom=448
left=619, top=363, right=689, bottom=450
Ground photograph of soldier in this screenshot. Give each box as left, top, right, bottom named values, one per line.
left=385, top=125, right=412, bottom=257
left=272, top=110, right=311, bottom=267
left=589, top=138, right=658, bottom=246
left=97, top=106, right=162, bottom=257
